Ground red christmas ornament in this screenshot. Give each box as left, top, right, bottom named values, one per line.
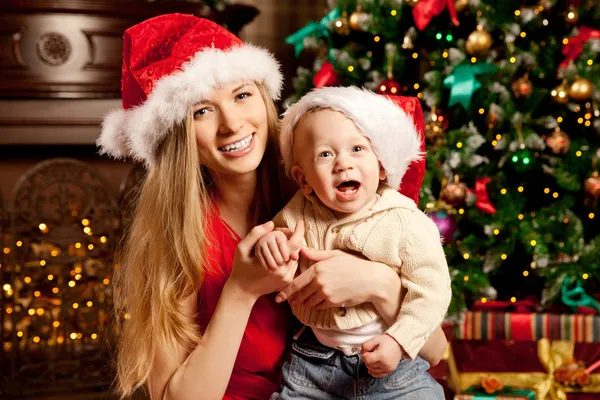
left=511, top=74, right=533, bottom=99
left=377, top=79, right=401, bottom=95
left=313, top=61, right=339, bottom=88
left=585, top=171, right=600, bottom=198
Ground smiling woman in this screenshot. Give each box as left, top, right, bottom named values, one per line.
left=193, top=82, right=271, bottom=179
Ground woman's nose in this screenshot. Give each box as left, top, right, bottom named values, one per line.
left=218, top=106, right=243, bottom=135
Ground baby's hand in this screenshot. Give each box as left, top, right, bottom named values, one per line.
left=256, top=221, right=304, bottom=271
left=361, top=334, right=403, bottom=378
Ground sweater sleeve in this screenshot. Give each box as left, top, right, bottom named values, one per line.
left=384, top=210, right=451, bottom=359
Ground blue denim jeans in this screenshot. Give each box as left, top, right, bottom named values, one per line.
left=271, top=329, right=444, bottom=400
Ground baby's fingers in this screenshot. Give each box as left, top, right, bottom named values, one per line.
left=259, top=242, right=279, bottom=271
left=275, top=233, right=290, bottom=263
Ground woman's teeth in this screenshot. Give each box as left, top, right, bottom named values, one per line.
left=220, top=135, right=252, bottom=152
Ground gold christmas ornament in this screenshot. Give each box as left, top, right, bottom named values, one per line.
left=565, top=5, right=579, bottom=24
left=551, top=81, right=569, bottom=104
left=455, top=0, right=469, bottom=12
left=466, top=25, right=493, bottom=55
left=545, top=127, right=570, bottom=155
left=401, top=33, right=415, bottom=50
left=584, top=171, right=600, bottom=198
left=349, top=6, right=370, bottom=31
left=334, top=12, right=350, bottom=35
left=511, top=73, right=533, bottom=99
left=569, top=77, right=594, bottom=102
left=405, top=0, right=419, bottom=7
left=441, top=180, right=469, bottom=206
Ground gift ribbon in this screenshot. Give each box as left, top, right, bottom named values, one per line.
left=412, top=0, right=460, bottom=31
left=561, top=276, right=600, bottom=314
left=465, top=386, right=536, bottom=400
left=469, top=177, right=496, bottom=215
left=448, top=339, right=600, bottom=399
left=443, top=63, right=499, bottom=110
left=560, top=26, right=600, bottom=68
left=285, top=8, right=340, bottom=63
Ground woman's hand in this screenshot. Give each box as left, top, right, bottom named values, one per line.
left=276, top=247, right=397, bottom=309
left=228, top=221, right=304, bottom=300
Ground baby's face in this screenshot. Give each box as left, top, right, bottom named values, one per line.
left=292, top=109, right=385, bottom=217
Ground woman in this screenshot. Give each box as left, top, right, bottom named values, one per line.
left=98, top=14, right=447, bottom=400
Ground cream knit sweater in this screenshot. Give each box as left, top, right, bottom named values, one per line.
left=273, top=187, right=451, bottom=358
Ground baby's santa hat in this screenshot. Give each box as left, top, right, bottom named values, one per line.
left=97, top=13, right=283, bottom=167
left=280, top=86, right=425, bottom=199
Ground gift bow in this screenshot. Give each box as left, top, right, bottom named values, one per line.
left=413, top=0, right=460, bottom=31
left=560, top=26, right=600, bottom=68
left=561, top=276, right=600, bottom=314
left=469, top=177, right=496, bottom=215
left=444, top=63, right=499, bottom=110
left=285, top=8, right=340, bottom=63
left=448, top=339, right=600, bottom=399
left=536, top=339, right=572, bottom=400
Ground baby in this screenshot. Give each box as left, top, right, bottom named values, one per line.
left=260, top=87, right=451, bottom=399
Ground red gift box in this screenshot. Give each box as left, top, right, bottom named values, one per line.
left=448, top=311, right=600, bottom=400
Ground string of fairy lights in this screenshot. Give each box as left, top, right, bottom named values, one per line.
left=2, top=217, right=113, bottom=351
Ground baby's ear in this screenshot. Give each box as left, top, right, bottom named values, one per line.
left=291, top=165, right=313, bottom=195
left=379, top=163, right=387, bottom=181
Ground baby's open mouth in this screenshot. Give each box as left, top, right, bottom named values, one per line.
left=336, top=181, right=360, bottom=193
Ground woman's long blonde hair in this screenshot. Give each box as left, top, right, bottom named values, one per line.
left=112, top=83, right=282, bottom=398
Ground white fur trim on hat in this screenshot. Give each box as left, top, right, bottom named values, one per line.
left=98, top=44, right=282, bottom=166
left=280, top=86, right=423, bottom=191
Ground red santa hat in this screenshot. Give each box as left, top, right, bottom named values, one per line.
left=97, top=13, right=283, bottom=167
left=279, top=87, right=426, bottom=202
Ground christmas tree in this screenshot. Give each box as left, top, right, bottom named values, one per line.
left=285, top=0, right=600, bottom=316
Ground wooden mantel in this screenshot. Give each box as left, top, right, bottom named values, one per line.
left=0, top=0, right=258, bottom=145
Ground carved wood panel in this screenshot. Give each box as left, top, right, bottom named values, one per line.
left=0, top=0, right=258, bottom=99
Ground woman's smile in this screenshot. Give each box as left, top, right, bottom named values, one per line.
left=218, top=133, right=255, bottom=157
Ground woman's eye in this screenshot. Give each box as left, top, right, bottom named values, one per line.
left=194, top=107, right=209, bottom=117
left=236, top=92, right=251, bottom=100
left=319, top=151, right=333, bottom=158
left=352, top=146, right=363, bottom=152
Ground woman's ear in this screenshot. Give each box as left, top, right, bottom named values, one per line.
left=291, top=165, right=313, bottom=195
left=379, top=163, right=387, bottom=181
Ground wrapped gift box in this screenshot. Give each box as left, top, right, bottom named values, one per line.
left=448, top=311, right=600, bottom=400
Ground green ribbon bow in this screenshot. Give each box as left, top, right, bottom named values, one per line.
left=285, top=8, right=340, bottom=63
left=465, top=386, right=535, bottom=400
left=443, top=63, right=498, bottom=110
left=561, top=276, right=600, bottom=314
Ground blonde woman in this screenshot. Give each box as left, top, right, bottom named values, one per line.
left=98, top=14, right=448, bottom=400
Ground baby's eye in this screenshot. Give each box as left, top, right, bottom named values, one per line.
left=352, top=146, right=363, bottom=152
left=319, top=151, right=333, bottom=158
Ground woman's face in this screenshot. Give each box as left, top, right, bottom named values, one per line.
left=193, top=81, right=268, bottom=178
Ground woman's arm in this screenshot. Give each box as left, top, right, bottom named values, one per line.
left=148, top=221, right=299, bottom=400
left=160, top=284, right=258, bottom=400
left=276, top=248, right=447, bottom=365
left=417, top=326, right=447, bottom=366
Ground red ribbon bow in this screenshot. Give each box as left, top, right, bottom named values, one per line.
left=412, top=0, right=460, bottom=31
left=469, top=177, right=496, bottom=215
left=560, top=26, right=600, bottom=68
